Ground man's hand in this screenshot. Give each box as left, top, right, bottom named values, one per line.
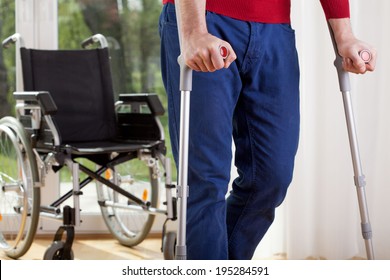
left=329, top=18, right=376, bottom=74
left=178, top=0, right=237, bottom=72
left=182, top=31, right=236, bottom=72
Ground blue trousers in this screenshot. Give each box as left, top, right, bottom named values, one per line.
left=159, top=3, right=300, bottom=260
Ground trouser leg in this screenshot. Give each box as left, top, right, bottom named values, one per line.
left=227, top=23, right=300, bottom=260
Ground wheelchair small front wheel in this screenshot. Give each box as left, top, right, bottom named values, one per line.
left=43, top=241, right=74, bottom=260
left=0, top=117, right=40, bottom=259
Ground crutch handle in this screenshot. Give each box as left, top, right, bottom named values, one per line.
left=328, top=25, right=372, bottom=90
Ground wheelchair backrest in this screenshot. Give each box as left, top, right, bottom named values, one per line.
left=20, top=47, right=117, bottom=144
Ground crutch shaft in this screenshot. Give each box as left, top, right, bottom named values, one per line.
left=176, top=90, right=190, bottom=260
left=342, top=91, right=364, bottom=180
left=342, top=90, right=374, bottom=260
left=174, top=0, right=190, bottom=260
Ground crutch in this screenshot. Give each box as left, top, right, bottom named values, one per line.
left=173, top=2, right=227, bottom=260
left=172, top=0, right=190, bottom=260
left=328, top=25, right=375, bottom=260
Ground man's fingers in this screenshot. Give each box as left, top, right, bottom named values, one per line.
left=184, top=40, right=237, bottom=72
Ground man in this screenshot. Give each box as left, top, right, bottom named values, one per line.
left=159, top=0, right=376, bottom=260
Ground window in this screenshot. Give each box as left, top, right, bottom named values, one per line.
left=0, top=0, right=16, bottom=118
left=1, top=0, right=174, bottom=234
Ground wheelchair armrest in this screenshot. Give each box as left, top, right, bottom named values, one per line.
left=118, top=93, right=165, bottom=116
left=14, top=91, right=57, bottom=115
left=116, top=93, right=165, bottom=142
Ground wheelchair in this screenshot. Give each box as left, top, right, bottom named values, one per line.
left=0, top=33, right=177, bottom=260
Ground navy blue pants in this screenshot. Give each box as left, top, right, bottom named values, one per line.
left=159, top=3, right=300, bottom=260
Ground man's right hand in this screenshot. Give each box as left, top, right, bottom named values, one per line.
left=182, top=32, right=237, bottom=72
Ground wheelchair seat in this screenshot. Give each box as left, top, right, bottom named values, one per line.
left=62, top=140, right=161, bottom=155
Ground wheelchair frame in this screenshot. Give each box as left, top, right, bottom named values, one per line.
left=0, top=34, right=177, bottom=260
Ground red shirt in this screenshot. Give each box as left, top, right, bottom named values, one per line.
left=162, top=0, right=350, bottom=23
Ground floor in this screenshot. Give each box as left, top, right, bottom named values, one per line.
left=0, top=234, right=164, bottom=260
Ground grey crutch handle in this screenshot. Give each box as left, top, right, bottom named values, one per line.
left=328, top=24, right=372, bottom=92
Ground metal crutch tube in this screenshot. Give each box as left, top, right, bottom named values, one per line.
left=173, top=2, right=228, bottom=260
left=174, top=0, right=192, bottom=260
left=328, top=24, right=375, bottom=260
left=173, top=1, right=229, bottom=260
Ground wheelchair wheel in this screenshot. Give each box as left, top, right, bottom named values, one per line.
left=43, top=241, right=74, bottom=260
left=0, top=117, right=40, bottom=259
left=162, top=231, right=176, bottom=260
left=96, top=161, right=159, bottom=247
